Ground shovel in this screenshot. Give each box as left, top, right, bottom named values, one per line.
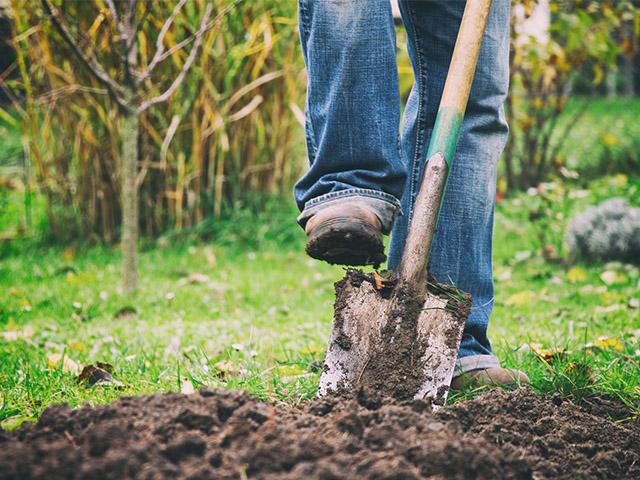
left=318, top=0, right=493, bottom=407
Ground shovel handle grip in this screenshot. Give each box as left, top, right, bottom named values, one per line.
left=397, top=0, right=493, bottom=288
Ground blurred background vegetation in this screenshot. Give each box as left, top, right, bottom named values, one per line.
left=0, top=0, right=638, bottom=245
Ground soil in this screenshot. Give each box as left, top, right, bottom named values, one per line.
left=1, top=387, right=638, bottom=480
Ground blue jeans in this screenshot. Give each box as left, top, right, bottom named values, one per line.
left=295, top=0, right=510, bottom=375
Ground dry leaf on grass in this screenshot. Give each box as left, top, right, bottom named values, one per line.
left=177, top=272, right=211, bottom=286
left=180, top=377, right=195, bottom=395
left=600, top=270, right=627, bottom=286
left=373, top=272, right=383, bottom=290
left=595, top=304, right=625, bottom=314
left=213, top=360, right=244, bottom=379
left=114, top=306, right=138, bottom=319
left=47, top=353, right=81, bottom=374
left=566, top=266, right=588, bottom=283
left=77, top=363, right=124, bottom=388
left=530, top=343, right=567, bottom=363
left=0, top=415, right=32, bottom=431
left=594, top=336, right=624, bottom=351
left=565, top=362, right=595, bottom=385
left=504, top=290, right=536, bottom=306
left=0, top=325, right=35, bottom=342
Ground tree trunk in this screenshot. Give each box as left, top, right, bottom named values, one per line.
left=121, top=108, right=139, bottom=294
left=620, top=54, right=636, bottom=97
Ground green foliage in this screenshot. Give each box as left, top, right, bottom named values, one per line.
left=504, top=0, right=639, bottom=191
left=3, top=0, right=305, bottom=241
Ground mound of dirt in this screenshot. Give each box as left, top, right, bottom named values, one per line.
left=0, top=388, right=638, bottom=479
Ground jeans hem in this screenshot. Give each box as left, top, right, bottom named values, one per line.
left=453, top=354, right=501, bottom=378
left=303, top=188, right=401, bottom=210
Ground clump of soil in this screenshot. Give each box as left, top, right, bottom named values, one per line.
left=1, top=388, right=638, bottom=479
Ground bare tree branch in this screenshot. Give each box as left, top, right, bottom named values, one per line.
left=123, top=0, right=138, bottom=52
left=137, top=0, right=243, bottom=81
left=138, top=3, right=213, bottom=113
left=41, top=0, right=130, bottom=109
left=104, top=0, right=126, bottom=38
left=137, top=0, right=187, bottom=83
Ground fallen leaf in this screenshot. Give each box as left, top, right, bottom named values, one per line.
left=67, top=340, right=86, bottom=351
left=180, top=377, right=195, bottom=395
left=114, top=306, right=138, bottom=319
left=565, top=362, right=594, bottom=385
left=0, top=325, right=35, bottom=342
left=595, top=304, right=625, bottom=314
left=373, top=272, right=382, bottom=290
left=275, top=364, right=307, bottom=377
left=514, top=251, right=533, bottom=263
left=54, top=265, right=77, bottom=276
left=530, top=343, right=566, bottom=363
left=96, top=361, right=115, bottom=373
left=1, top=415, right=32, bottom=431
left=566, top=267, right=588, bottom=283
left=300, top=346, right=324, bottom=355
left=177, top=272, right=210, bottom=286
left=497, top=269, right=512, bottom=282
left=542, top=244, right=558, bottom=261
left=504, top=290, right=536, bottom=306
left=600, top=270, right=627, bottom=286
left=47, top=353, right=81, bottom=374
left=594, top=336, right=624, bottom=351
left=77, top=364, right=124, bottom=388
left=213, top=360, right=243, bottom=379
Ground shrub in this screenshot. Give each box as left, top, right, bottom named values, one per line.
left=504, top=0, right=638, bottom=191
left=565, top=198, right=640, bottom=263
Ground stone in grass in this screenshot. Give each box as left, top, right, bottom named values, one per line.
left=565, top=198, right=640, bottom=263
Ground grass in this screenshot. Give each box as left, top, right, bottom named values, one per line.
left=1, top=174, right=639, bottom=430
left=558, top=97, right=640, bottom=176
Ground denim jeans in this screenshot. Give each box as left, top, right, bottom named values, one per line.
left=295, top=0, right=510, bottom=376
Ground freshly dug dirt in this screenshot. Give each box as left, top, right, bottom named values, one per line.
left=1, top=388, right=638, bottom=479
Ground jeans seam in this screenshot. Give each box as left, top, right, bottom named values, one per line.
left=406, top=1, right=426, bottom=227
left=298, top=1, right=318, bottom=157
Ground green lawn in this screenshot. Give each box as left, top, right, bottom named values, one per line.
left=1, top=174, right=639, bottom=429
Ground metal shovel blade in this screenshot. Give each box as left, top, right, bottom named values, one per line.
left=318, top=270, right=470, bottom=407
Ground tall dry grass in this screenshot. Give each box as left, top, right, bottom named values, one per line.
left=4, top=0, right=305, bottom=241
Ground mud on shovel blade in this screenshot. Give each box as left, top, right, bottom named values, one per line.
left=318, top=0, right=492, bottom=406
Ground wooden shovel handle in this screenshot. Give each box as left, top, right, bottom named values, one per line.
left=397, top=0, right=493, bottom=288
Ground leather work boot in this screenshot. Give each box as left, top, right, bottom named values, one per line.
left=450, top=367, right=530, bottom=390
left=305, top=203, right=386, bottom=267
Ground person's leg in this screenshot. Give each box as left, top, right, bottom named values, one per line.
left=295, top=0, right=405, bottom=263
left=390, top=0, right=511, bottom=376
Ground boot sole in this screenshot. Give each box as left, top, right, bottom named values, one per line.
left=306, top=218, right=386, bottom=267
